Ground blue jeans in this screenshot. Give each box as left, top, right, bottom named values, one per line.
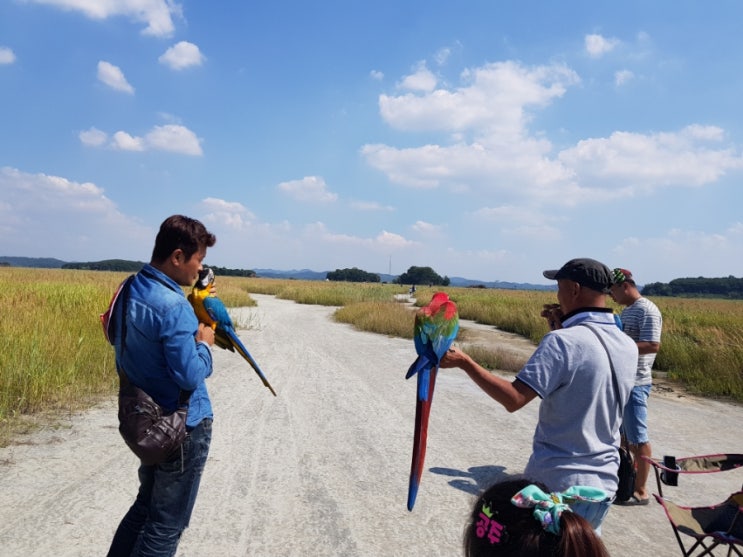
left=107, top=418, right=212, bottom=557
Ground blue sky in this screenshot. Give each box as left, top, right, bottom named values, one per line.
left=2, top=1, right=743, bottom=285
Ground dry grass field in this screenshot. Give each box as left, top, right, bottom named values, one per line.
left=2, top=268, right=742, bottom=446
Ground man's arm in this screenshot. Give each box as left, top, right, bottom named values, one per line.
left=636, top=340, right=660, bottom=355
left=439, top=347, right=538, bottom=412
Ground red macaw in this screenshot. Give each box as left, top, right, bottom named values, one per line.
left=188, top=267, right=277, bottom=397
left=405, top=291, right=459, bottom=510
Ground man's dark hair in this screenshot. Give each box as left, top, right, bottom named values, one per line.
left=151, top=215, right=216, bottom=263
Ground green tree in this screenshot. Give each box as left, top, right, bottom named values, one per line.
left=395, top=266, right=450, bottom=286
left=326, top=267, right=381, bottom=282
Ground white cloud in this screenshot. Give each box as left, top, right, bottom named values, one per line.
left=85, top=125, right=202, bottom=155
left=97, top=60, right=134, bottom=94
left=411, top=220, right=444, bottom=235
left=0, top=166, right=151, bottom=260
left=145, top=124, right=202, bottom=155
left=111, top=131, right=145, bottom=151
left=349, top=200, right=395, bottom=211
left=79, top=127, right=108, bottom=147
left=585, top=34, right=620, bottom=58
left=558, top=125, right=743, bottom=198
left=614, top=69, right=634, bottom=86
left=26, top=0, right=182, bottom=37
left=200, top=197, right=255, bottom=231
left=434, top=47, right=451, bottom=66
left=363, top=58, right=743, bottom=210
left=278, top=176, right=338, bottom=203
left=611, top=224, right=743, bottom=282
left=159, top=41, right=205, bottom=70
left=0, top=46, right=16, bottom=64
left=370, top=70, right=384, bottom=81
left=197, top=216, right=421, bottom=274
left=361, top=137, right=574, bottom=193
left=375, top=230, right=417, bottom=250
left=380, top=60, right=579, bottom=133
left=398, top=62, right=438, bottom=92
left=473, top=205, right=541, bottom=223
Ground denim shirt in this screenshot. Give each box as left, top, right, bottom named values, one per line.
left=114, top=264, right=213, bottom=428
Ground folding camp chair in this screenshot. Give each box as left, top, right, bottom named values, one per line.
left=643, top=454, right=743, bottom=556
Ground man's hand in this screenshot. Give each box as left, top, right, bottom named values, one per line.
left=196, top=323, right=216, bottom=346
left=540, top=303, right=563, bottom=330
left=439, top=346, right=472, bottom=369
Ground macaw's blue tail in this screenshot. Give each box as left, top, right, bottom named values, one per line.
left=220, top=326, right=277, bottom=397
left=407, top=367, right=437, bottom=511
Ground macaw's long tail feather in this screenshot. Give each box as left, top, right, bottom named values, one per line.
left=223, top=328, right=278, bottom=397
left=407, top=367, right=438, bottom=511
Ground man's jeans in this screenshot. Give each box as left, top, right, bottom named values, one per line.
left=107, top=418, right=212, bottom=557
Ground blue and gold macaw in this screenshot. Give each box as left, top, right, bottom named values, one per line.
left=405, top=291, right=459, bottom=511
left=188, top=267, right=277, bottom=397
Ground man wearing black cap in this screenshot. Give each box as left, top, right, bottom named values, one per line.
left=441, top=258, right=637, bottom=529
left=609, top=268, right=663, bottom=506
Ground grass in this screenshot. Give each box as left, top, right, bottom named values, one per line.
left=252, top=281, right=743, bottom=402
left=0, top=268, right=257, bottom=446
left=3, top=269, right=743, bottom=446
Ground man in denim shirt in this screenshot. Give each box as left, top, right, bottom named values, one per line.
left=107, top=215, right=216, bottom=557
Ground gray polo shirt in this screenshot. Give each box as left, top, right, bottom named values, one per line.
left=517, top=309, right=637, bottom=495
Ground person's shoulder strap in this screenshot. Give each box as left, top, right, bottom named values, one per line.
left=579, top=323, right=623, bottom=413
left=100, top=274, right=135, bottom=345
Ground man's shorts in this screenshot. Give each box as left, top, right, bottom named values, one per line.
left=621, top=384, right=651, bottom=445
left=570, top=497, right=613, bottom=533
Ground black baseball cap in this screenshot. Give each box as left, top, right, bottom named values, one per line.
left=543, top=258, right=613, bottom=293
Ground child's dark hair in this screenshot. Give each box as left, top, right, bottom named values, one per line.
left=464, top=478, right=610, bottom=557
left=151, top=215, right=216, bottom=263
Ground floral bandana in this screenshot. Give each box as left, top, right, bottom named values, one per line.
left=511, top=485, right=608, bottom=535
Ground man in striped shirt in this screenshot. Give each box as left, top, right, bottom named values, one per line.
left=609, top=268, right=663, bottom=506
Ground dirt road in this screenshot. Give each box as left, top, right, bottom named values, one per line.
left=2, top=294, right=742, bottom=556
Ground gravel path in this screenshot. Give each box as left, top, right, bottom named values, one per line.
left=1, top=294, right=742, bottom=556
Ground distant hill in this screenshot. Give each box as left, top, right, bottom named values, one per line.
left=448, top=276, right=556, bottom=291
left=1, top=257, right=555, bottom=291
left=0, top=256, right=67, bottom=268
left=253, top=268, right=555, bottom=290
left=63, top=259, right=146, bottom=272
left=253, top=268, right=329, bottom=281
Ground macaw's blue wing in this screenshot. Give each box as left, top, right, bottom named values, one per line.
left=405, top=292, right=459, bottom=511
left=203, top=296, right=277, bottom=397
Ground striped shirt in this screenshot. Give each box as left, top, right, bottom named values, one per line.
left=620, top=297, right=662, bottom=386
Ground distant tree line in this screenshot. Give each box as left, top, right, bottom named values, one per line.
left=209, top=265, right=257, bottom=278
left=642, top=276, right=743, bottom=299
left=61, top=259, right=256, bottom=277
left=326, top=267, right=381, bottom=282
